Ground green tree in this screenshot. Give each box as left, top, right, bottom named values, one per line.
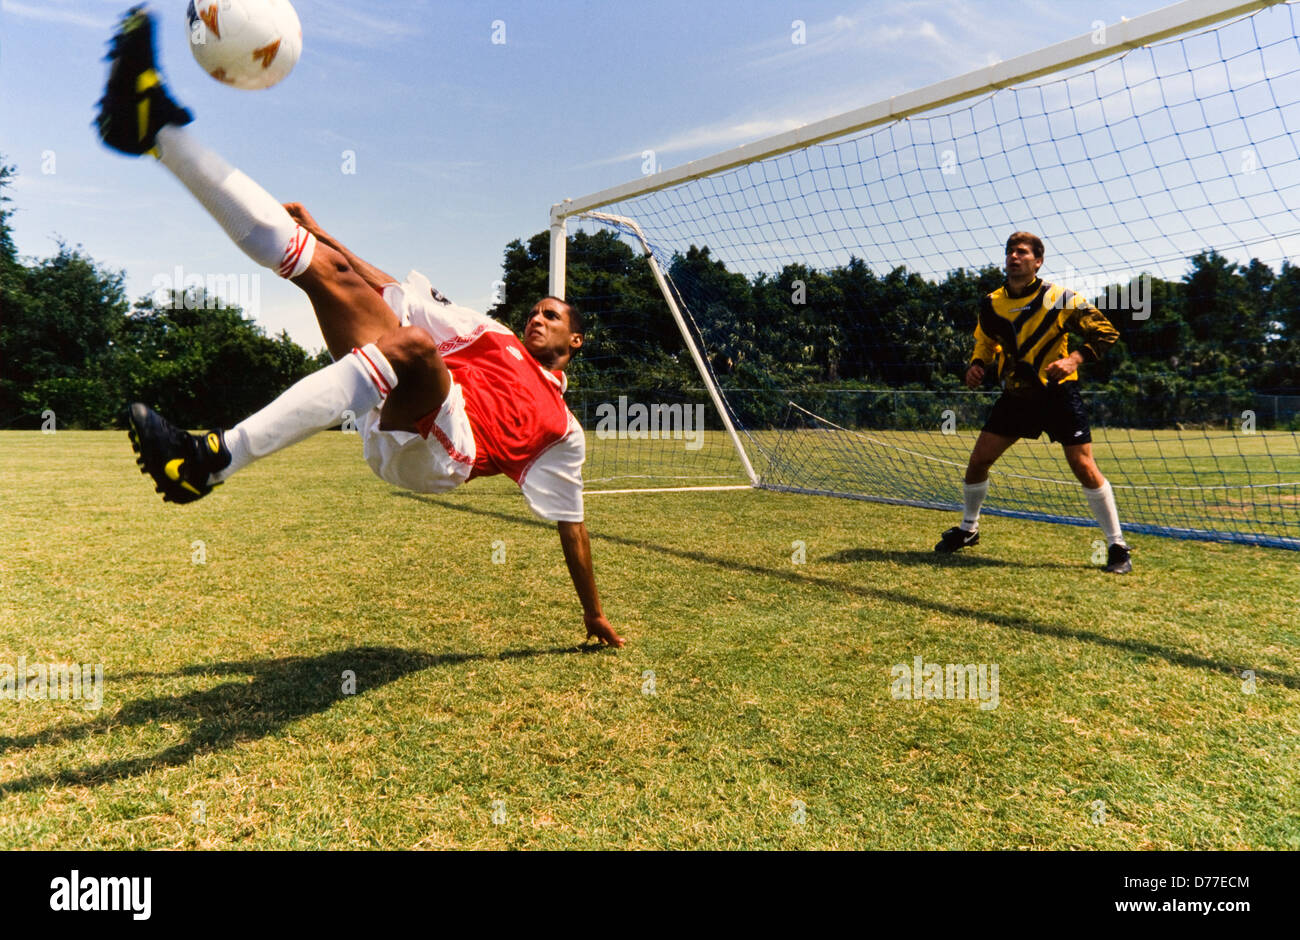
left=1, top=243, right=129, bottom=428
left=121, top=289, right=321, bottom=429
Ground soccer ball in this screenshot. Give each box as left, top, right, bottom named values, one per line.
left=187, top=0, right=302, bottom=90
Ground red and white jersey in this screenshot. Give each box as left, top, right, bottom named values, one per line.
left=384, top=272, right=585, bottom=523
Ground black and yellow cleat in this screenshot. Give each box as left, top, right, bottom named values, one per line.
left=127, top=402, right=230, bottom=504
left=95, top=5, right=193, bottom=156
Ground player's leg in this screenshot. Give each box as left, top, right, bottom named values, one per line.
left=1051, top=384, right=1131, bottom=572
left=149, top=120, right=405, bottom=357
left=212, top=323, right=449, bottom=475
left=128, top=325, right=454, bottom=503
left=97, top=9, right=319, bottom=284
left=965, top=430, right=1017, bottom=484
left=936, top=430, right=1016, bottom=552
left=1063, top=442, right=1105, bottom=489
left=292, top=246, right=403, bottom=360
left=1064, top=443, right=1131, bottom=572
left=127, top=337, right=399, bottom=502
left=371, top=327, right=453, bottom=433
left=126, top=243, right=412, bottom=502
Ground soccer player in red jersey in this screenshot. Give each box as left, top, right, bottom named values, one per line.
left=96, top=6, right=623, bottom=646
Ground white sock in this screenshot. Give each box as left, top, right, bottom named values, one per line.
left=960, top=480, right=988, bottom=532
left=1083, top=480, right=1126, bottom=547
left=154, top=125, right=316, bottom=278
left=211, top=344, right=397, bottom=482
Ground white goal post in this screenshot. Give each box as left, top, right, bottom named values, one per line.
left=576, top=212, right=760, bottom=486
left=545, top=0, right=1300, bottom=549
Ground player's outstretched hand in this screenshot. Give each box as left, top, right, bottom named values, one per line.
left=584, top=613, right=625, bottom=648
left=965, top=363, right=985, bottom=389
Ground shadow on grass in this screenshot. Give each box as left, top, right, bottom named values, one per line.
left=399, top=492, right=1300, bottom=691
left=822, top=547, right=1079, bottom=569
left=0, top=643, right=589, bottom=794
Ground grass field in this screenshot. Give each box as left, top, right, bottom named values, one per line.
left=2, top=429, right=1298, bottom=849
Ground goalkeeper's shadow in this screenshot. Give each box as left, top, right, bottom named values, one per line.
left=823, top=547, right=1078, bottom=569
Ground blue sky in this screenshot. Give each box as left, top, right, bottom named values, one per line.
left=2, top=0, right=1162, bottom=351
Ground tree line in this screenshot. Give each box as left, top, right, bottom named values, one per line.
left=0, top=161, right=327, bottom=430
left=489, top=227, right=1300, bottom=430
left=4, top=156, right=1298, bottom=432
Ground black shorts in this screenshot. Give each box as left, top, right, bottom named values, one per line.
left=983, top=383, right=1092, bottom=445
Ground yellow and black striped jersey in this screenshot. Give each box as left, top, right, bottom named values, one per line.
left=972, top=278, right=1118, bottom=392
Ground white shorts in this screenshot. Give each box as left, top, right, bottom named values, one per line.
left=358, top=272, right=481, bottom=493
left=359, top=380, right=476, bottom=493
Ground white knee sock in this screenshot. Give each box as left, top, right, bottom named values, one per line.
left=1083, top=480, right=1126, bottom=546
left=211, top=344, right=397, bottom=483
left=155, top=125, right=316, bottom=278
left=961, top=480, right=989, bottom=532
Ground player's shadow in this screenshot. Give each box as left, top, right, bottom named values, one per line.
left=822, top=547, right=1079, bottom=569
left=398, top=492, right=1300, bottom=692
left=0, top=643, right=580, bottom=795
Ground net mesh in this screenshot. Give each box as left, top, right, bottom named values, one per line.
left=560, top=5, right=1300, bottom=547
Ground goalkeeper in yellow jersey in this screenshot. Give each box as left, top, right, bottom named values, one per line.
left=935, top=232, right=1132, bottom=573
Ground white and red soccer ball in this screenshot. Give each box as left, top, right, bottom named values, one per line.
left=187, top=0, right=302, bottom=90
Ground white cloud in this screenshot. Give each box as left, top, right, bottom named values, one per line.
left=0, top=0, right=112, bottom=29
left=298, top=0, right=421, bottom=46
left=580, top=116, right=809, bottom=171
left=388, top=158, right=485, bottom=183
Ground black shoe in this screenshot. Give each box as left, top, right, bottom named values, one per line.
left=935, top=525, right=979, bottom=553
left=1103, top=543, right=1132, bottom=574
left=127, top=402, right=230, bottom=504
left=95, top=5, right=193, bottom=155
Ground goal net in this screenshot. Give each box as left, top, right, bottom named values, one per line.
left=552, top=0, right=1300, bottom=549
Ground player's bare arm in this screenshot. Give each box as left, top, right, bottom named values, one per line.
left=557, top=520, right=624, bottom=647
left=97, top=7, right=631, bottom=642
left=283, top=202, right=396, bottom=292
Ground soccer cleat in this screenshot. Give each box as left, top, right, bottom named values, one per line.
left=935, top=525, right=979, bottom=553
left=127, top=402, right=230, bottom=504
left=95, top=5, right=193, bottom=156
left=1103, top=543, right=1133, bottom=574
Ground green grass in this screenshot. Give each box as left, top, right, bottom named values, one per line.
left=1, top=430, right=1297, bottom=849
